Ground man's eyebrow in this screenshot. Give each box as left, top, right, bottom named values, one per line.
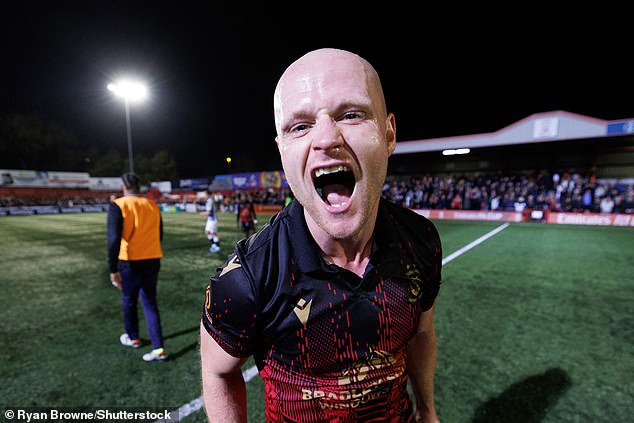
left=326, top=101, right=375, bottom=123
left=334, top=100, right=373, bottom=114
left=280, top=110, right=315, bottom=132
left=280, top=99, right=374, bottom=131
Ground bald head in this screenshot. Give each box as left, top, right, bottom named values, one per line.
left=272, top=47, right=397, bottom=242
left=274, top=48, right=387, bottom=136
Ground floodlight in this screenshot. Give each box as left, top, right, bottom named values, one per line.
left=108, top=79, right=149, bottom=173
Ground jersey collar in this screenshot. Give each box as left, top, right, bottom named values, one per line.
left=286, top=198, right=405, bottom=277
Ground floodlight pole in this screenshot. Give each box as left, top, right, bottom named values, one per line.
left=108, top=80, right=146, bottom=175
left=124, top=99, right=134, bottom=174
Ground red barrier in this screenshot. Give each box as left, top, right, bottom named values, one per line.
left=0, top=187, right=113, bottom=198
left=254, top=204, right=283, bottom=214
left=413, top=209, right=524, bottom=222
left=412, top=208, right=634, bottom=227
left=547, top=212, right=634, bottom=226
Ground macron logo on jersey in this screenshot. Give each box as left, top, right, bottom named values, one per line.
left=219, top=255, right=241, bottom=277
left=293, top=298, right=312, bottom=327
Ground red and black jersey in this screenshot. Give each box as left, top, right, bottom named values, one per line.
left=202, top=199, right=442, bottom=422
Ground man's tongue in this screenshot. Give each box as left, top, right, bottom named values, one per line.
left=323, top=183, right=352, bottom=207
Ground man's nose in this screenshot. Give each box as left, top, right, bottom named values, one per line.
left=311, top=116, right=344, bottom=152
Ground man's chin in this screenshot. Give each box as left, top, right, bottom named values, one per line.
left=313, top=210, right=362, bottom=240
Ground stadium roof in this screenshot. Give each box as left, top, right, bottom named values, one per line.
left=393, top=111, right=634, bottom=155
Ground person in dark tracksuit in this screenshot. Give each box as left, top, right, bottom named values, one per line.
left=107, top=173, right=168, bottom=362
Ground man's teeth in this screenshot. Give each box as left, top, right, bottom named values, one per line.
left=314, top=165, right=350, bottom=178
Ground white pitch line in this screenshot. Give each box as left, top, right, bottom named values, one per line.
left=160, top=222, right=510, bottom=422
left=441, top=222, right=509, bottom=266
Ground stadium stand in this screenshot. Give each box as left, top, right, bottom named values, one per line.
left=381, top=172, right=634, bottom=214
left=2, top=111, right=632, bottom=223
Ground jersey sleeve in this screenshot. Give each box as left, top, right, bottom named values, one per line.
left=106, top=202, right=123, bottom=273
left=201, top=251, right=260, bottom=358
left=419, top=218, right=442, bottom=312
left=383, top=200, right=443, bottom=313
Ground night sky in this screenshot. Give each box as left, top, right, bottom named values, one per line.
left=1, top=4, right=632, bottom=178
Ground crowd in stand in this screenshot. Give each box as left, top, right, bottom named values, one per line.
left=381, top=171, right=634, bottom=214
left=2, top=172, right=634, bottom=215
left=0, top=194, right=110, bottom=208
left=195, top=171, right=634, bottom=215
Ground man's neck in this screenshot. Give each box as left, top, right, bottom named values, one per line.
left=306, top=212, right=377, bottom=278
left=122, top=187, right=140, bottom=196
left=320, top=236, right=374, bottom=277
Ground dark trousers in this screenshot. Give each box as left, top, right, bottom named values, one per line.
left=119, top=259, right=164, bottom=349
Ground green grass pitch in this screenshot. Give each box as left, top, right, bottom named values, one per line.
left=0, top=212, right=632, bottom=422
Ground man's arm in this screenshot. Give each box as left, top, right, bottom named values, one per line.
left=406, top=306, right=440, bottom=423
left=106, top=202, right=123, bottom=288
left=159, top=215, right=163, bottom=242
left=200, top=322, right=249, bottom=423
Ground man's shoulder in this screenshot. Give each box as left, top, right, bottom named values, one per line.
left=381, top=199, right=438, bottom=231
left=220, top=205, right=294, bottom=285
left=379, top=199, right=441, bottom=254
left=114, top=195, right=156, bottom=206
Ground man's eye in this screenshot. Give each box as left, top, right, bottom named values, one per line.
left=341, top=111, right=364, bottom=121
left=290, top=123, right=310, bottom=133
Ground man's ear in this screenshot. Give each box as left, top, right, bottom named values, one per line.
left=275, top=136, right=282, bottom=154
left=386, top=113, right=396, bottom=156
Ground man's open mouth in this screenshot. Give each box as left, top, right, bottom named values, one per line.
left=313, top=165, right=356, bottom=208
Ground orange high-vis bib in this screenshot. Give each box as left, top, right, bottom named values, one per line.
left=114, top=196, right=163, bottom=261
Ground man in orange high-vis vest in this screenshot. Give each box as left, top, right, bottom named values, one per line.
left=107, top=173, right=168, bottom=362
